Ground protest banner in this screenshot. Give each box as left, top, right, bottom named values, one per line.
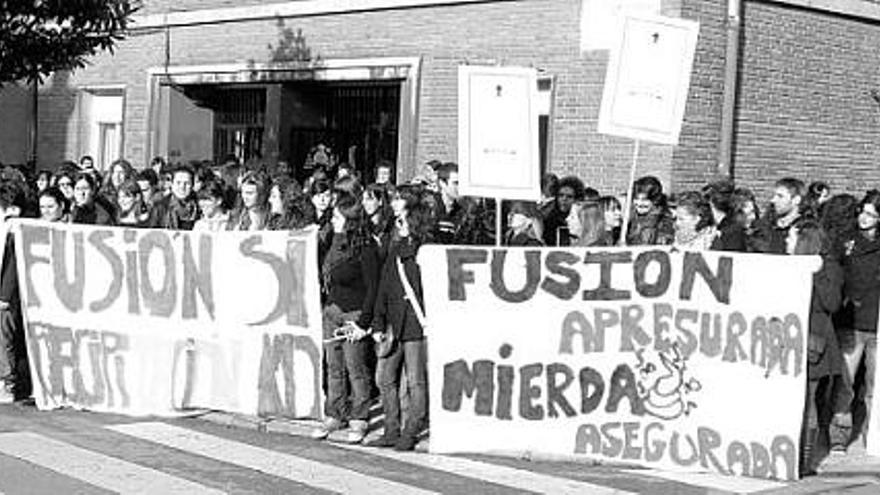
left=12, top=220, right=323, bottom=418
left=458, top=65, right=541, bottom=202
left=420, top=246, right=817, bottom=481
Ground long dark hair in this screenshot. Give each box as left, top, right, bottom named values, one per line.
left=398, top=202, right=436, bottom=247
left=334, top=193, right=372, bottom=254
left=364, top=183, right=393, bottom=234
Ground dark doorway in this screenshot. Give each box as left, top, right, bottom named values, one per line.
left=282, top=80, right=401, bottom=183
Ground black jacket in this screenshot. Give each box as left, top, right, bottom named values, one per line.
left=840, top=234, right=880, bottom=331
left=322, top=234, right=380, bottom=330
left=711, top=215, right=747, bottom=252
left=371, top=240, right=425, bottom=342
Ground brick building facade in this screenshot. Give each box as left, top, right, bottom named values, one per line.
left=1, top=0, right=879, bottom=198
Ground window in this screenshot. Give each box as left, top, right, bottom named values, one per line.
left=80, top=88, right=125, bottom=171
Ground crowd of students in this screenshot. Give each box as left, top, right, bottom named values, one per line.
left=0, top=153, right=875, bottom=474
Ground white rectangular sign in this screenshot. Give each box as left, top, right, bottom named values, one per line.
left=13, top=221, right=323, bottom=418
left=458, top=65, right=541, bottom=201
left=597, top=14, right=699, bottom=145
left=580, top=0, right=661, bottom=51
left=421, top=245, right=817, bottom=481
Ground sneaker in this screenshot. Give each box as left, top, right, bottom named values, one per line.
left=311, top=417, right=345, bottom=440
left=366, top=434, right=399, bottom=448
left=343, top=420, right=368, bottom=444
left=0, top=386, right=13, bottom=405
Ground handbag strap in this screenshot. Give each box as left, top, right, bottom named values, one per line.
left=396, top=257, right=427, bottom=331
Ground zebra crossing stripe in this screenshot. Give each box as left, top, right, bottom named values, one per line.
left=334, top=443, right=636, bottom=495
left=621, top=468, right=785, bottom=493
left=0, top=432, right=225, bottom=495
left=108, top=422, right=441, bottom=495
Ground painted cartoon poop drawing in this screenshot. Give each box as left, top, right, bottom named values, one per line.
left=635, top=344, right=702, bottom=420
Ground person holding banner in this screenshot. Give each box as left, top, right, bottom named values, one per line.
left=786, top=220, right=844, bottom=475
left=0, top=184, right=31, bottom=403
left=368, top=202, right=433, bottom=451
left=599, top=195, right=624, bottom=246
left=837, top=190, right=880, bottom=453
left=313, top=193, right=380, bottom=444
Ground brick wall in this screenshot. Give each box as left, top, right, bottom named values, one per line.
left=734, top=1, right=880, bottom=201
left=39, top=0, right=689, bottom=196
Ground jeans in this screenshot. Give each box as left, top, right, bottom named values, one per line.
left=324, top=339, right=372, bottom=421
left=839, top=329, right=876, bottom=435
left=376, top=339, right=427, bottom=438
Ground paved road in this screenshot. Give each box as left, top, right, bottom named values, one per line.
left=0, top=405, right=872, bottom=494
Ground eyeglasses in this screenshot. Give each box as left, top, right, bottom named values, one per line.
left=57, top=181, right=73, bottom=188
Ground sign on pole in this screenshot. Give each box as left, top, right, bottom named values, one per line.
left=580, top=0, right=661, bottom=52
left=458, top=65, right=541, bottom=201
left=597, top=14, right=700, bottom=145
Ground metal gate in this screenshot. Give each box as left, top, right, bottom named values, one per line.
left=289, top=81, right=400, bottom=182
left=213, top=88, right=266, bottom=165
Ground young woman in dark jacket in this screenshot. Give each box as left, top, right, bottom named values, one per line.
left=836, top=190, right=880, bottom=452
left=70, top=173, right=115, bottom=226
left=312, top=193, right=380, bottom=444
left=367, top=202, right=433, bottom=451
left=787, top=220, right=843, bottom=475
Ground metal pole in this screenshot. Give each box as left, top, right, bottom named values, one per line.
left=28, top=76, right=38, bottom=169
left=495, top=197, right=502, bottom=246
left=619, top=139, right=640, bottom=246
left=717, top=0, right=743, bottom=179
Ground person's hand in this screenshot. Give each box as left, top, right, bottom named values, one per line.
left=371, top=331, right=384, bottom=343
left=0, top=300, right=9, bottom=311
left=345, top=322, right=369, bottom=341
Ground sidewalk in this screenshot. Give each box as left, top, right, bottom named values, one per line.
left=194, top=410, right=880, bottom=494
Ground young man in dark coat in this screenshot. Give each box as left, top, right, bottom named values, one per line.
left=149, top=164, right=201, bottom=230
left=750, top=177, right=804, bottom=254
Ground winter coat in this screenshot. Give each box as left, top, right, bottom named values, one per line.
left=809, top=256, right=844, bottom=380
left=710, top=215, right=747, bottom=252
left=371, top=240, right=425, bottom=342
left=321, top=233, right=380, bottom=334
left=748, top=210, right=796, bottom=254
left=626, top=209, right=674, bottom=246
left=840, top=234, right=880, bottom=332
left=149, top=194, right=200, bottom=231
left=540, top=204, right=570, bottom=247
left=70, top=201, right=115, bottom=226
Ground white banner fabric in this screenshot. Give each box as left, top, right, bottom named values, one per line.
left=12, top=220, right=323, bottom=418
left=420, top=245, right=818, bottom=481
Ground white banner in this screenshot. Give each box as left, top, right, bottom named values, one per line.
left=421, top=246, right=817, bottom=481
left=458, top=65, right=541, bottom=201
left=13, top=220, right=323, bottom=418
left=597, top=14, right=699, bottom=145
